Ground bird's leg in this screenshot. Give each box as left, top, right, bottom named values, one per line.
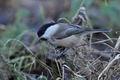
left=56, top=47, right=69, bottom=59
left=72, top=47, right=79, bottom=55
left=55, top=46, right=66, bottom=51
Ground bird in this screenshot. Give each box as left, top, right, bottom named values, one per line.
left=36, top=21, right=111, bottom=48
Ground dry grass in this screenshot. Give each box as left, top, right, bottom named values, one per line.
left=1, top=34, right=120, bottom=80
left=0, top=2, right=120, bottom=80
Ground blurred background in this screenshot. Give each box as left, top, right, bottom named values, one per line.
left=0, top=0, right=120, bottom=80
left=0, top=0, right=120, bottom=39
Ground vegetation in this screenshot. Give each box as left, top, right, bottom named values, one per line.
left=0, top=0, right=120, bottom=80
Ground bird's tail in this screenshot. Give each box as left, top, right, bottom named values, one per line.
left=81, top=28, right=112, bottom=35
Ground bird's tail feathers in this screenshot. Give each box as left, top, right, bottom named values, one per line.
left=80, top=28, right=112, bottom=35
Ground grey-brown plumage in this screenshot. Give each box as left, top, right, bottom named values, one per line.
left=37, top=22, right=111, bottom=48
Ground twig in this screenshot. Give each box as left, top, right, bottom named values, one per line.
left=98, top=54, right=120, bottom=80
left=115, top=36, right=120, bottom=50
left=72, top=0, right=87, bottom=26
left=62, top=64, right=65, bottom=80
left=63, top=64, right=85, bottom=79
left=55, top=59, right=62, bottom=77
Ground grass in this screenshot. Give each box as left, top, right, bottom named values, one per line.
left=0, top=0, right=120, bottom=80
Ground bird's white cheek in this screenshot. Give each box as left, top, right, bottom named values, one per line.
left=42, top=24, right=59, bottom=39
left=41, top=31, right=51, bottom=39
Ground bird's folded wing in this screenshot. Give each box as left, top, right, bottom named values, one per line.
left=56, top=28, right=111, bottom=39
left=55, top=27, right=84, bottom=39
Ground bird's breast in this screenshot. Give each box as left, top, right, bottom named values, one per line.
left=49, top=35, right=82, bottom=47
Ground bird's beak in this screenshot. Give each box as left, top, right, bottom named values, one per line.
left=34, top=37, right=48, bottom=45
left=40, top=37, right=47, bottom=41
left=34, top=38, right=42, bottom=45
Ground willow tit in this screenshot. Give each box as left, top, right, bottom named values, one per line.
left=37, top=22, right=111, bottom=48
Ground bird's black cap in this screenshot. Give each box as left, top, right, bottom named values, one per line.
left=37, top=22, right=56, bottom=37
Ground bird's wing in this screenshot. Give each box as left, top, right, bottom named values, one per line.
left=56, top=27, right=111, bottom=39
left=55, top=27, right=84, bottom=39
